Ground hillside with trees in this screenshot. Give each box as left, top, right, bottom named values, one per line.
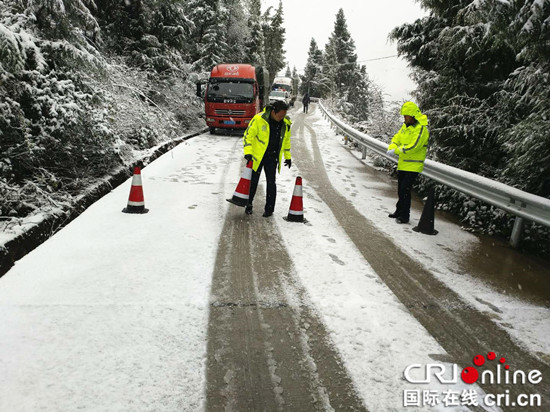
left=299, top=9, right=401, bottom=138
left=0, top=0, right=287, bottom=237
left=1, top=0, right=548, bottom=255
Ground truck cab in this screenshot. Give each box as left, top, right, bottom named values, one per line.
left=272, top=76, right=297, bottom=107
left=200, top=64, right=269, bottom=134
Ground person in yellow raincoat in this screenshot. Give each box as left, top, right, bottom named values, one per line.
left=243, top=100, right=292, bottom=217
left=387, top=101, right=429, bottom=224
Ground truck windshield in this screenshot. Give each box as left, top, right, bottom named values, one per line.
left=207, top=80, right=254, bottom=103
left=272, top=84, right=291, bottom=92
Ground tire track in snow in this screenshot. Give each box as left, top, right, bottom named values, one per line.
left=292, top=108, right=549, bottom=411
left=205, top=148, right=367, bottom=411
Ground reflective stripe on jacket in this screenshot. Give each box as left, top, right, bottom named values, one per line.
left=388, top=115, right=429, bottom=173
left=243, top=108, right=292, bottom=173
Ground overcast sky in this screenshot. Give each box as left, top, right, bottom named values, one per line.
left=262, top=0, right=428, bottom=102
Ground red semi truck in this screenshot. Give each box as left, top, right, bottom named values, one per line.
left=198, top=64, right=270, bottom=134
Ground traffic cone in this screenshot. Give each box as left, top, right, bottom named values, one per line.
left=413, top=187, right=438, bottom=235
left=284, top=176, right=306, bottom=223
left=122, top=166, right=149, bottom=214
left=226, top=160, right=253, bottom=207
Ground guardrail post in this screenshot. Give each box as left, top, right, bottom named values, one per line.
left=510, top=216, right=525, bottom=248
left=362, top=146, right=367, bottom=159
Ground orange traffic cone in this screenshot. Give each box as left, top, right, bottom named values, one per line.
left=284, top=176, right=306, bottom=223
left=122, top=167, right=149, bottom=214
left=227, top=160, right=253, bottom=207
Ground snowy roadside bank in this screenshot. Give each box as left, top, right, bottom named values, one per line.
left=0, top=128, right=207, bottom=278
left=0, top=133, right=238, bottom=411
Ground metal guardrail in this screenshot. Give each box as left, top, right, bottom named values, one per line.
left=318, top=101, right=550, bottom=247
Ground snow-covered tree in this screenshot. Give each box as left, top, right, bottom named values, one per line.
left=0, top=0, right=119, bottom=217
left=222, top=0, right=248, bottom=63
left=186, top=0, right=221, bottom=68
left=24, top=0, right=100, bottom=45
left=300, top=38, right=323, bottom=96
left=498, top=0, right=550, bottom=196
left=263, top=1, right=286, bottom=84
left=244, top=0, right=265, bottom=66
left=330, top=9, right=357, bottom=95
left=391, top=0, right=549, bottom=196
left=390, top=0, right=550, bottom=252
left=319, top=37, right=337, bottom=98
left=344, top=65, right=372, bottom=123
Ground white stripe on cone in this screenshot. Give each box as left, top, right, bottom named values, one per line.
left=132, top=173, right=143, bottom=186
left=288, top=209, right=303, bottom=215
left=232, top=192, right=249, bottom=200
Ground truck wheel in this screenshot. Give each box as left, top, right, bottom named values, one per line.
left=209, top=127, right=216, bottom=134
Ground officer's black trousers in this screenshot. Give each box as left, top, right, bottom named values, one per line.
left=248, top=156, right=278, bottom=213
left=395, top=170, right=419, bottom=221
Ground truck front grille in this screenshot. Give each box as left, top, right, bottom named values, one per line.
left=215, top=109, right=246, bottom=116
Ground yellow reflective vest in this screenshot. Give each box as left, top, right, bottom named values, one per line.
left=388, top=115, right=429, bottom=173
left=243, top=108, right=292, bottom=173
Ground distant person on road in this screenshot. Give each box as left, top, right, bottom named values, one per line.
left=386, top=101, right=429, bottom=224
left=243, top=100, right=292, bottom=217
left=302, top=92, right=310, bottom=113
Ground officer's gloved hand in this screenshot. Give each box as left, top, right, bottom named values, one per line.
left=244, top=154, right=252, bottom=162
left=284, top=159, right=292, bottom=168
left=386, top=149, right=395, bottom=156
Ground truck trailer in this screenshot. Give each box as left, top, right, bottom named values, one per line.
left=198, top=64, right=270, bottom=134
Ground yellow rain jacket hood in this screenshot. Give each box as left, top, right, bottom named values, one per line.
left=400, top=101, right=428, bottom=127
left=388, top=101, right=429, bottom=172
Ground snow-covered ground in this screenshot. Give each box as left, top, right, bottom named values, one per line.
left=0, top=105, right=547, bottom=411
left=0, top=136, right=241, bottom=411
left=302, top=109, right=550, bottom=357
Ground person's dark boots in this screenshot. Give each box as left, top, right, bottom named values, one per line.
left=396, top=217, right=409, bottom=224
left=245, top=205, right=253, bottom=215
left=262, top=211, right=273, bottom=217
left=388, top=212, right=398, bottom=218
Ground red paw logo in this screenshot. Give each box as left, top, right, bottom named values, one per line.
left=461, top=352, right=510, bottom=384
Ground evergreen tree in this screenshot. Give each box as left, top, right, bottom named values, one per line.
left=498, top=0, right=550, bottom=195
left=263, top=1, right=286, bottom=84
left=222, top=0, right=247, bottom=63
left=24, top=0, right=100, bottom=45
left=345, top=65, right=372, bottom=123
left=329, top=9, right=357, bottom=95
left=285, top=64, right=291, bottom=77
left=320, top=8, right=370, bottom=124
left=391, top=0, right=549, bottom=194
left=92, top=0, right=193, bottom=72
left=390, top=0, right=550, bottom=251
left=0, top=0, right=119, bottom=202
left=319, top=37, right=337, bottom=98
left=186, top=0, right=228, bottom=70
left=245, top=0, right=265, bottom=66
left=300, top=38, right=323, bottom=96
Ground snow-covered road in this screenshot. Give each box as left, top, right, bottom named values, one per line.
left=0, top=103, right=548, bottom=411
